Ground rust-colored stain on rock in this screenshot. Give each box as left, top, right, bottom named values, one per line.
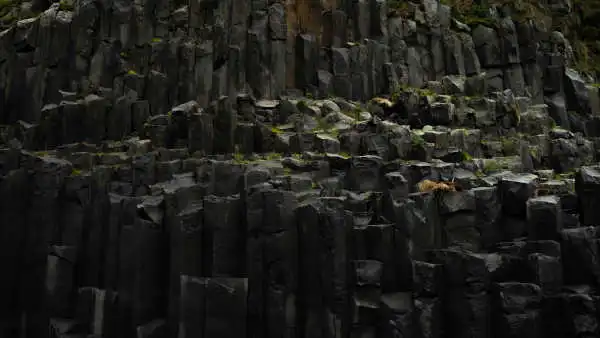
left=287, top=0, right=338, bottom=39
left=285, top=0, right=338, bottom=87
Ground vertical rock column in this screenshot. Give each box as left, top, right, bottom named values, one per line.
left=381, top=171, right=415, bottom=290
left=541, top=289, right=599, bottom=338
left=203, top=194, right=244, bottom=277
left=226, top=0, right=249, bottom=99
left=388, top=15, right=408, bottom=87
left=349, top=260, right=381, bottom=337
left=164, top=178, right=203, bottom=333
left=74, top=286, right=116, bottom=337
left=412, top=260, right=443, bottom=338
left=211, top=97, right=237, bottom=154
left=159, top=174, right=204, bottom=337
left=498, top=173, right=539, bottom=240
left=195, top=41, right=214, bottom=108
left=542, top=41, right=569, bottom=129
left=516, top=21, right=543, bottom=104
left=500, top=16, right=526, bottom=97
left=526, top=195, right=563, bottom=241
left=24, top=155, right=73, bottom=338
left=0, top=167, right=30, bottom=336
left=247, top=188, right=299, bottom=338
left=111, top=193, right=168, bottom=337
left=0, top=28, right=12, bottom=124
left=296, top=202, right=323, bottom=338
left=351, top=221, right=405, bottom=293
left=560, top=226, right=600, bottom=289
left=349, top=42, right=368, bottom=101
left=403, top=192, right=443, bottom=261
left=350, top=218, right=410, bottom=337
left=365, top=38, right=390, bottom=99
left=268, top=2, right=287, bottom=99
left=178, top=41, right=197, bottom=104
left=472, top=24, right=504, bottom=93
left=575, top=165, right=600, bottom=226
left=131, top=196, right=168, bottom=331
left=491, top=283, right=542, bottom=338
left=321, top=198, right=354, bottom=337
left=428, top=249, right=491, bottom=338
left=188, top=109, right=214, bottom=155
left=472, top=187, right=502, bottom=250
left=295, top=34, right=319, bottom=95
left=178, top=160, right=247, bottom=338
left=247, top=2, right=269, bottom=99
left=332, top=47, right=351, bottom=99
left=437, top=189, right=479, bottom=251
left=102, top=193, right=126, bottom=338
left=116, top=196, right=144, bottom=337
left=82, top=168, right=109, bottom=288
left=179, top=276, right=248, bottom=338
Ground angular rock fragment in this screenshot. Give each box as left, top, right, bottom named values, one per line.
left=526, top=195, right=563, bottom=240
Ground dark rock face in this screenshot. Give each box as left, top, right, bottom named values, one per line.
left=2, top=0, right=600, bottom=338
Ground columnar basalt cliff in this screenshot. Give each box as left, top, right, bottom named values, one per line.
left=2, top=0, right=600, bottom=337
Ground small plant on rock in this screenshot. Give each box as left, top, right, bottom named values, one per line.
left=411, top=133, right=426, bottom=148
left=58, top=0, right=74, bottom=11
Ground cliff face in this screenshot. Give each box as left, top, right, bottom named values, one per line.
left=0, top=0, right=594, bottom=119
left=3, top=1, right=600, bottom=338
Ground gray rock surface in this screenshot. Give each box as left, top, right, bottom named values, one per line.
left=2, top=0, right=600, bottom=337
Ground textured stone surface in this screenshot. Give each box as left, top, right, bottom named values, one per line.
left=1, top=0, right=600, bottom=337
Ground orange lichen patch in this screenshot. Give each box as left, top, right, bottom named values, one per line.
left=417, top=179, right=459, bottom=193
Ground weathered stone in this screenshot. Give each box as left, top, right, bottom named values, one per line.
left=526, top=195, right=563, bottom=240
left=499, top=173, right=539, bottom=217
left=575, top=166, right=600, bottom=226
left=1, top=2, right=600, bottom=338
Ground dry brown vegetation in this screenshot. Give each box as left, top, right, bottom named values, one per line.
left=417, top=179, right=460, bottom=193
